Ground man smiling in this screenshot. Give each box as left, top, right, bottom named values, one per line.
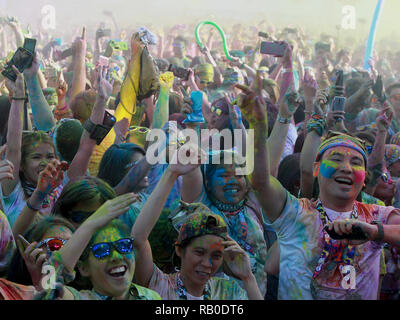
left=236, top=82, right=400, bottom=300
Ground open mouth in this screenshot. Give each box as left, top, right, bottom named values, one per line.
left=224, top=185, right=241, bottom=193
left=107, top=265, right=127, bottom=278
left=334, top=177, right=353, bottom=186
left=195, top=271, right=210, bottom=279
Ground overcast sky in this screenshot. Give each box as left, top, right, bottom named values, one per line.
left=0, top=0, right=398, bottom=40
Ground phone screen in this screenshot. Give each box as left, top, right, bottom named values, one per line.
left=23, top=38, right=37, bottom=53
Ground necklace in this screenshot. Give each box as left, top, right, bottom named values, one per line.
left=313, top=200, right=357, bottom=279
left=208, top=193, right=245, bottom=213
left=176, top=272, right=211, bottom=300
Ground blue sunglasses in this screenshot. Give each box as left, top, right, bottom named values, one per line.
left=90, top=238, right=134, bottom=259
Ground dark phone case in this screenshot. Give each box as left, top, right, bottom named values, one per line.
left=260, top=42, right=286, bottom=57
left=324, top=225, right=368, bottom=240
left=168, top=64, right=189, bottom=81
left=23, top=38, right=37, bottom=54
left=1, top=48, right=34, bottom=81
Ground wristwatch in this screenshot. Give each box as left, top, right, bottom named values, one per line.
left=83, top=119, right=113, bottom=145
left=370, top=220, right=384, bottom=241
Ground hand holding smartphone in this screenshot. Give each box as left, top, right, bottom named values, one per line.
left=260, top=41, right=287, bottom=57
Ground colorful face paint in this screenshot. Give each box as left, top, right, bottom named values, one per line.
left=319, top=159, right=340, bottom=179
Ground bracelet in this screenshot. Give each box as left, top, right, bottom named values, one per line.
left=26, top=199, right=40, bottom=211
left=371, top=220, right=384, bottom=241
left=277, top=114, right=291, bottom=124
left=12, top=96, right=26, bottom=101
left=306, top=112, right=327, bottom=136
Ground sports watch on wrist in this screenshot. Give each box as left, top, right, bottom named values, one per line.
left=83, top=119, right=113, bottom=145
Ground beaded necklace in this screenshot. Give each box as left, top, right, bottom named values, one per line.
left=313, top=200, right=357, bottom=279
left=176, top=272, right=211, bottom=300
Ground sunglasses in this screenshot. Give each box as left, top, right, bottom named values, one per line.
left=37, top=238, right=67, bottom=252
left=125, top=159, right=139, bottom=170
left=69, top=210, right=95, bottom=224
left=390, top=94, right=400, bottom=102
left=90, top=238, right=134, bottom=259
left=211, top=106, right=228, bottom=117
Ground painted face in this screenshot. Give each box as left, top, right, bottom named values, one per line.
left=45, top=93, right=58, bottom=107
left=374, top=168, right=395, bottom=204
left=84, top=226, right=135, bottom=299
left=127, top=151, right=148, bottom=191
left=207, top=164, right=247, bottom=205
left=316, top=146, right=366, bottom=202
left=178, top=235, right=224, bottom=292
left=68, top=194, right=103, bottom=228
left=208, top=102, right=229, bottom=130
left=22, top=143, right=56, bottom=185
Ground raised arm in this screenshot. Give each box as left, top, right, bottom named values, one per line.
left=2, top=66, right=25, bottom=196
left=151, top=72, right=173, bottom=129
left=132, top=144, right=203, bottom=287
left=23, top=55, right=56, bottom=131
left=235, top=75, right=287, bottom=223
left=69, top=27, right=87, bottom=101
left=268, top=90, right=300, bottom=177
left=67, top=66, right=113, bottom=179
left=364, top=108, right=392, bottom=195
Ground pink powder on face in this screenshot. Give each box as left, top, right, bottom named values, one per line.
left=353, top=167, right=366, bottom=184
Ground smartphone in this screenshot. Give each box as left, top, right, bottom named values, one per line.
left=23, top=38, right=36, bottom=54
left=98, top=55, right=110, bottom=68
left=97, top=28, right=112, bottom=38
left=324, top=225, right=368, bottom=241
left=60, top=47, right=74, bottom=60
left=168, top=64, right=189, bottom=81
left=103, top=110, right=116, bottom=128
left=260, top=41, right=287, bottom=57
left=2, top=47, right=34, bottom=81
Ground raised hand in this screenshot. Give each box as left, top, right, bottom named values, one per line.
left=0, top=145, right=14, bottom=182
left=16, top=236, right=48, bottom=289
left=37, top=159, right=69, bottom=195
left=302, top=69, right=318, bottom=103
left=84, top=193, right=139, bottom=230
left=6, top=65, right=25, bottom=97
left=73, top=27, right=87, bottom=56
left=97, top=65, right=114, bottom=100
left=168, top=143, right=206, bottom=177
left=280, top=90, right=301, bottom=118
left=376, top=107, right=393, bottom=133
left=235, top=72, right=267, bottom=126
left=23, top=54, right=41, bottom=79
left=222, top=235, right=253, bottom=281
left=56, top=72, right=68, bottom=99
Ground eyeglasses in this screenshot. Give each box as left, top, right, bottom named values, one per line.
left=37, top=238, right=67, bottom=252
left=90, top=238, right=134, bottom=259
left=129, top=126, right=150, bottom=134
left=390, top=94, right=400, bottom=102
left=69, top=210, right=95, bottom=224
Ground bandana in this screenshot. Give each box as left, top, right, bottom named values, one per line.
left=175, top=205, right=228, bottom=246
left=385, top=144, right=400, bottom=168
left=316, top=133, right=368, bottom=166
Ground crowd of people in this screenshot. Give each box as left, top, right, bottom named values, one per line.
left=0, top=12, right=399, bottom=301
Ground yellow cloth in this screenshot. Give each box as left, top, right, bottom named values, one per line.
left=88, top=44, right=143, bottom=176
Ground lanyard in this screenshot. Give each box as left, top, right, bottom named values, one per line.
left=312, top=200, right=357, bottom=279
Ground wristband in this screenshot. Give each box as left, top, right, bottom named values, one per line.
left=306, top=112, right=326, bottom=137
left=12, top=96, right=26, bottom=101
left=277, top=114, right=291, bottom=124
left=371, top=220, right=384, bottom=241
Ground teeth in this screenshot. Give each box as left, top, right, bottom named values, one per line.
left=109, top=266, right=126, bottom=274
left=335, top=178, right=352, bottom=184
